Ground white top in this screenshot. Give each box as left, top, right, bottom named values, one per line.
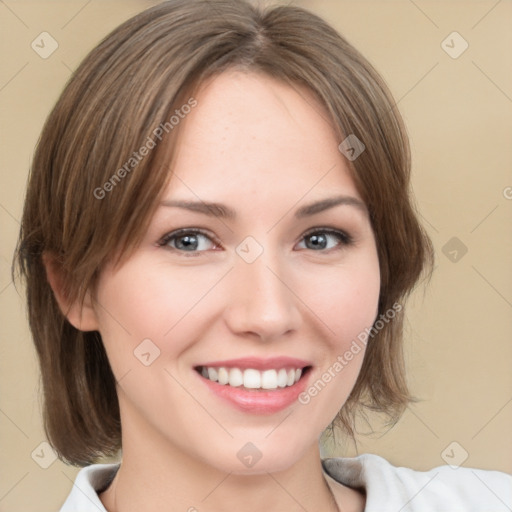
left=59, top=454, right=512, bottom=511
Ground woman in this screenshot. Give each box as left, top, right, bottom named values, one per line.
left=14, top=0, right=511, bottom=510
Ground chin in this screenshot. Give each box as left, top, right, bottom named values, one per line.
left=197, top=433, right=316, bottom=476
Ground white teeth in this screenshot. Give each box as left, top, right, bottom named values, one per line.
left=277, top=368, right=288, bottom=388
left=243, top=369, right=261, bottom=389
left=200, top=366, right=305, bottom=389
left=261, top=369, right=278, bottom=390
left=229, top=368, right=243, bottom=387
left=217, top=367, right=229, bottom=385
left=207, top=367, right=218, bottom=381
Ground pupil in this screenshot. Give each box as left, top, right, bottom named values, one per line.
left=307, top=233, right=326, bottom=250
left=177, top=235, right=198, bottom=251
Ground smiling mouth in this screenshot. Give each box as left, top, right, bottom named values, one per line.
left=194, top=365, right=312, bottom=391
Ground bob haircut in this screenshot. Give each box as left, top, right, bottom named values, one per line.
left=15, top=0, right=433, bottom=466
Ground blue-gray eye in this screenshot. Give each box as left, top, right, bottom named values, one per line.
left=160, top=229, right=215, bottom=252
left=297, top=229, right=351, bottom=251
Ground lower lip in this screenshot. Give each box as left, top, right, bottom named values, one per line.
left=197, top=369, right=311, bottom=414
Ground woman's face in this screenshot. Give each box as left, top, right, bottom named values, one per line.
left=91, top=70, right=380, bottom=474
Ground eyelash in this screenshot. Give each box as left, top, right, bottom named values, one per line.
left=299, top=228, right=353, bottom=250
left=158, top=228, right=221, bottom=255
left=157, top=227, right=353, bottom=256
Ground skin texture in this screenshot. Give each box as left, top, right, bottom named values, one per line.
left=51, top=70, right=379, bottom=511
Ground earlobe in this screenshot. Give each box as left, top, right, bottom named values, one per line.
left=43, top=253, right=100, bottom=332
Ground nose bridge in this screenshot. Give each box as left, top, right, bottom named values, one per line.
left=224, top=241, right=300, bottom=339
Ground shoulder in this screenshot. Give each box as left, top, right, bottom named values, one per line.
left=322, top=453, right=512, bottom=512
left=59, top=463, right=119, bottom=512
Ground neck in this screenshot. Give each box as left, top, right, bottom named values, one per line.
left=100, top=434, right=342, bottom=512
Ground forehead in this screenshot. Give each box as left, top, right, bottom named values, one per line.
left=165, top=70, right=360, bottom=205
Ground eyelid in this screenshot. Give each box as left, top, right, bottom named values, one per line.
left=298, top=226, right=353, bottom=246
left=158, top=228, right=221, bottom=250
left=157, top=226, right=353, bottom=253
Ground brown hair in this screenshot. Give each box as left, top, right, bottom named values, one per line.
left=14, top=0, right=433, bottom=466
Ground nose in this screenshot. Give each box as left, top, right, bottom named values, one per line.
left=223, top=249, right=302, bottom=341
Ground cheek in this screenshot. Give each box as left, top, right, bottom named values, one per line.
left=92, top=261, right=226, bottom=372
left=299, top=251, right=381, bottom=349
left=340, top=268, right=380, bottom=341
left=294, top=255, right=380, bottom=422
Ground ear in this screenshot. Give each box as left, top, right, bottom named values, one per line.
left=43, top=252, right=100, bottom=332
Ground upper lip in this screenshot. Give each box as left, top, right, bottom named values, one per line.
left=196, top=356, right=312, bottom=371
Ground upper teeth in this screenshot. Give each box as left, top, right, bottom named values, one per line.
left=201, top=367, right=303, bottom=389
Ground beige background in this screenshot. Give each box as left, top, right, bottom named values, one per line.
left=1, top=0, right=511, bottom=510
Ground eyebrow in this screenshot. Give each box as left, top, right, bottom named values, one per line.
left=159, top=195, right=367, bottom=219
left=294, top=195, right=367, bottom=218
left=160, top=199, right=236, bottom=219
